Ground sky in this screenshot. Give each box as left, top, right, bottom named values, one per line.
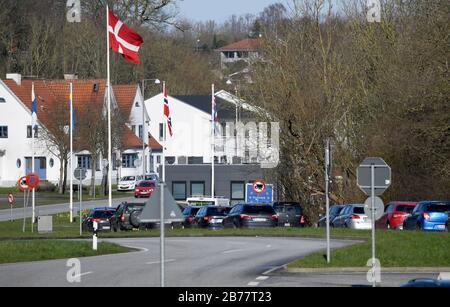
left=177, top=0, right=283, bottom=22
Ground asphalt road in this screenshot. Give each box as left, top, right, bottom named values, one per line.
left=0, top=197, right=137, bottom=222
left=0, top=237, right=360, bottom=287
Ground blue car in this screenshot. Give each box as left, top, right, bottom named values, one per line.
left=403, top=201, right=450, bottom=232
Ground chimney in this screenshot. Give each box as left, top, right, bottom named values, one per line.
left=6, top=73, right=22, bottom=86
left=64, top=74, right=78, bottom=80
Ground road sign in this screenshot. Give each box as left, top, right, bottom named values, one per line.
left=364, top=197, right=385, bottom=221
left=252, top=180, right=266, bottom=194
left=74, top=168, right=87, bottom=181
left=27, top=173, right=40, bottom=189
left=246, top=183, right=273, bottom=205
left=8, top=193, right=15, bottom=204
left=357, top=157, right=391, bottom=196
left=18, top=176, right=31, bottom=191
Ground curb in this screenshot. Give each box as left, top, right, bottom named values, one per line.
left=283, top=267, right=450, bottom=274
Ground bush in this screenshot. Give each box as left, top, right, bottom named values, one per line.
left=36, top=182, right=57, bottom=193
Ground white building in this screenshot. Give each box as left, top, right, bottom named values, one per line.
left=0, top=74, right=162, bottom=188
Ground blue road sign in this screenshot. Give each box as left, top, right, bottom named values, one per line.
left=245, top=184, right=273, bottom=205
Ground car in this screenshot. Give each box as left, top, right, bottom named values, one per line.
left=193, top=206, right=231, bottom=229
left=223, top=204, right=278, bottom=228
left=117, top=176, right=143, bottom=192
left=82, top=208, right=116, bottom=232
left=318, top=205, right=345, bottom=227
left=332, top=204, right=371, bottom=230
left=144, top=173, right=159, bottom=182
left=401, top=278, right=450, bottom=288
left=182, top=206, right=202, bottom=228
left=375, top=202, right=417, bottom=230
left=110, top=202, right=146, bottom=232
left=272, top=202, right=305, bottom=227
left=134, top=180, right=156, bottom=198
left=403, top=201, right=450, bottom=232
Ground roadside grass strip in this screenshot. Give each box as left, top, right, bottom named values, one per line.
left=0, top=240, right=130, bottom=264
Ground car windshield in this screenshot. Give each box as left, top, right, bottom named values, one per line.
left=207, top=207, right=230, bottom=216
left=125, top=205, right=145, bottom=213
left=138, top=181, right=155, bottom=187
left=425, top=203, right=450, bottom=212
left=330, top=206, right=343, bottom=215
left=396, top=205, right=415, bottom=213
left=243, top=206, right=276, bottom=214
left=91, top=211, right=114, bottom=218
left=353, top=207, right=365, bottom=214
left=122, top=176, right=135, bottom=181
left=183, top=207, right=200, bottom=216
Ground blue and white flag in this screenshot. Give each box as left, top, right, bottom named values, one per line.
left=31, top=83, right=37, bottom=128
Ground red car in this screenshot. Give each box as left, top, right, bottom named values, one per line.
left=134, top=180, right=156, bottom=198
left=376, top=201, right=417, bottom=230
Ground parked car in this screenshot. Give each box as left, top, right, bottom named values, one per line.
left=402, top=278, right=450, bottom=288
left=145, top=173, right=159, bottom=182
left=376, top=202, right=417, bottom=230
left=318, top=205, right=345, bottom=227
left=193, top=206, right=231, bottom=229
left=332, top=204, right=371, bottom=230
left=223, top=204, right=278, bottom=228
left=82, top=208, right=116, bottom=232
left=182, top=206, right=202, bottom=228
left=117, top=176, right=143, bottom=192
left=134, top=180, right=156, bottom=198
left=110, top=202, right=146, bottom=231
left=403, top=201, right=450, bottom=232
left=272, top=202, right=305, bottom=227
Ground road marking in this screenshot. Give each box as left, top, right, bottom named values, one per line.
left=122, top=245, right=149, bottom=253
left=256, top=276, right=269, bottom=281
left=248, top=281, right=259, bottom=287
left=146, top=259, right=176, bottom=265
left=222, top=249, right=245, bottom=254
left=262, top=265, right=285, bottom=276
left=74, top=271, right=93, bottom=279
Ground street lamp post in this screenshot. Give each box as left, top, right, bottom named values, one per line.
left=141, top=79, right=161, bottom=177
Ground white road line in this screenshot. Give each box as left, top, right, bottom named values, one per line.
left=122, top=245, right=149, bottom=253
left=248, top=281, right=260, bottom=287
left=221, top=249, right=245, bottom=254
left=262, top=265, right=285, bottom=276
left=256, top=276, right=269, bottom=281
left=74, top=272, right=93, bottom=279
left=146, top=259, right=176, bottom=265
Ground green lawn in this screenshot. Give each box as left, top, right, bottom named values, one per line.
left=288, top=230, right=450, bottom=269
left=0, top=240, right=130, bottom=264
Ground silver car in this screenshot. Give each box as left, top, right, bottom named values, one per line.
left=332, top=204, right=372, bottom=230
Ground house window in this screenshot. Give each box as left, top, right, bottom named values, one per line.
left=138, top=125, right=143, bottom=139
left=191, top=182, right=205, bottom=197
left=27, top=126, right=39, bottom=138
left=188, top=157, right=203, bottom=165
left=231, top=181, right=245, bottom=201
left=122, top=154, right=138, bottom=168
left=0, top=126, right=8, bottom=138
left=131, top=125, right=136, bottom=134
left=0, top=98, right=5, bottom=103
left=173, top=182, right=187, bottom=201
left=156, top=156, right=161, bottom=164
left=159, top=123, right=164, bottom=141
left=77, top=155, right=91, bottom=169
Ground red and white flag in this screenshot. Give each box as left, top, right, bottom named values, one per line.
left=163, top=82, right=173, bottom=138
left=108, top=10, right=144, bottom=64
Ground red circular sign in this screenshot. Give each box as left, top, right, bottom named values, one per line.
left=27, top=173, right=40, bottom=189
left=252, top=180, right=266, bottom=194
left=18, top=176, right=31, bottom=191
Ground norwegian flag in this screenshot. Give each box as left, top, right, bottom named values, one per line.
left=163, top=82, right=173, bottom=138
left=108, top=10, right=144, bottom=64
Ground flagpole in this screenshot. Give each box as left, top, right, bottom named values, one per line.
left=107, top=4, right=113, bottom=208
left=211, top=84, right=215, bottom=198
left=162, top=81, right=166, bottom=183
left=69, top=82, right=74, bottom=223
left=31, top=82, right=35, bottom=231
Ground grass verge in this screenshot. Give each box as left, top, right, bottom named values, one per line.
left=0, top=240, right=130, bottom=264
left=288, top=230, right=450, bottom=269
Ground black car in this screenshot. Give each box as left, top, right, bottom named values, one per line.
left=82, top=208, right=116, bottom=232
left=182, top=206, right=202, bottom=228
left=223, top=204, right=278, bottom=228
left=272, top=202, right=304, bottom=227
left=110, top=202, right=146, bottom=232
left=318, top=205, right=345, bottom=227
left=193, top=206, right=231, bottom=229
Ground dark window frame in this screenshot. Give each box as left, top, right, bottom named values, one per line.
left=190, top=181, right=205, bottom=197
left=230, top=181, right=245, bottom=201
left=172, top=181, right=187, bottom=201
left=0, top=126, right=8, bottom=138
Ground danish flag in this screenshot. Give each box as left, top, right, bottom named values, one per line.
left=163, top=82, right=173, bottom=138
left=108, top=10, right=144, bottom=64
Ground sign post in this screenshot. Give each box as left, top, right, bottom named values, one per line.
left=357, top=157, right=391, bottom=288
left=8, top=193, right=14, bottom=222
left=74, top=168, right=87, bottom=236
left=159, top=182, right=165, bottom=288
left=325, top=139, right=332, bottom=264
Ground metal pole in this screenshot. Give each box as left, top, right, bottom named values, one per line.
left=160, top=182, right=165, bottom=287
left=142, top=80, right=146, bottom=178
left=371, top=164, right=376, bottom=288
left=79, top=179, right=82, bottom=236
left=162, top=82, right=166, bottom=183
left=31, top=84, right=35, bottom=233
left=70, top=82, right=74, bottom=223
left=325, top=139, right=331, bottom=264
left=106, top=4, right=113, bottom=208
left=22, top=190, right=26, bottom=233
left=211, top=84, right=215, bottom=198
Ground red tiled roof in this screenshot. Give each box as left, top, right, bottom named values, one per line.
left=122, top=126, right=143, bottom=149
left=113, top=84, right=138, bottom=118
left=149, top=133, right=163, bottom=151
left=216, top=38, right=261, bottom=52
